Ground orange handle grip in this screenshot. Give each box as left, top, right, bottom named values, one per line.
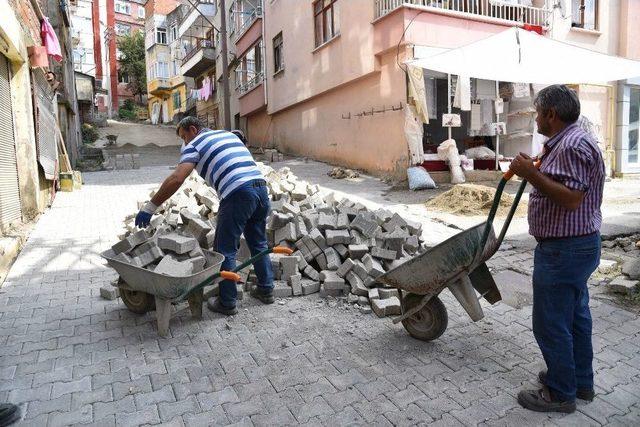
left=220, top=271, right=241, bottom=282
left=272, top=246, right=294, bottom=255
left=503, top=159, right=542, bottom=181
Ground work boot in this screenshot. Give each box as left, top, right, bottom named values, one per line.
left=518, top=385, right=576, bottom=413
left=0, top=403, right=21, bottom=427
left=207, top=298, right=238, bottom=316
left=538, top=370, right=595, bottom=402
left=250, top=286, right=275, bottom=304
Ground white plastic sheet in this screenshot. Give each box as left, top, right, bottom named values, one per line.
left=404, top=105, right=425, bottom=166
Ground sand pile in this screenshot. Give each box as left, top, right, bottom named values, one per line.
left=426, top=184, right=527, bottom=217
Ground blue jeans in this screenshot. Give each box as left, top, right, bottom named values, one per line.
left=532, top=232, right=601, bottom=401
left=214, top=181, right=273, bottom=308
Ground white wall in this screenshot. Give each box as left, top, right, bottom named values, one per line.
left=70, top=0, right=96, bottom=75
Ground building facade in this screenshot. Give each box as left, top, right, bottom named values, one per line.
left=114, top=0, right=146, bottom=108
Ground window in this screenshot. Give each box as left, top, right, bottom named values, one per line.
left=313, top=0, right=339, bottom=47
left=173, top=91, right=181, bottom=109
left=171, top=60, right=178, bottom=77
left=629, top=87, right=639, bottom=164
left=118, top=71, right=129, bottom=83
left=170, top=24, right=178, bottom=42
left=138, top=7, right=145, bottom=19
left=273, top=32, right=283, bottom=73
left=236, top=40, right=264, bottom=93
left=151, top=62, right=169, bottom=79
left=115, top=0, right=131, bottom=15
left=156, top=28, right=167, bottom=44
left=115, top=23, right=131, bottom=36
left=572, top=0, right=598, bottom=31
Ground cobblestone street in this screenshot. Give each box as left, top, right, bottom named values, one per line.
left=1, top=166, right=640, bottom=426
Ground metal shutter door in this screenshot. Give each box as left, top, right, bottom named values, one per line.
left=32, top=69, right=57, bottom=179
left=0, top=53, right=22, bottom=229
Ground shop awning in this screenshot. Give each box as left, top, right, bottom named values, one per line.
left=407, top=27, right=640, bottom=84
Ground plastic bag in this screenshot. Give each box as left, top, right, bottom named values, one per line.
left=407, top=167, right=437, bottom=191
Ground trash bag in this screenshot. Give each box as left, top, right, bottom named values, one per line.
left=437, top=139, right=466, bottom=184
left=407, top=166, right=437, bottom=191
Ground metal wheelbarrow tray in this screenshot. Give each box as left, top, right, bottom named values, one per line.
left=102, top=246, right=292, bottom=336
left=377, top=169, right=531, bottom=341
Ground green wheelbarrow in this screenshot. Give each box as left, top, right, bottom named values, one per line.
left=377, top=167, right=536, bottom=342
left=102, top=246, right=293, bottom=336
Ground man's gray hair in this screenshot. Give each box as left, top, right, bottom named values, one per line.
left=176, top=116, right=204, bottom=135
left=534, top=84, right=581, bottom=124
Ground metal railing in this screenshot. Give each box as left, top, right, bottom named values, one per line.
left=374, top=0, right=550, bottom=27
left=181, top=38, right=215, bottom=67
left=237, top=72, right=264, bottom=96
left=233, top=8, right=263, bottom=41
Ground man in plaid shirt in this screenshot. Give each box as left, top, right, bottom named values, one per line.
left=509, top=85, right=605, bottom=413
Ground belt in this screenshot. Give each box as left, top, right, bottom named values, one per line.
left=251, top=179, right=266, bottom=187
left=535, top=232, right=597, bottom=243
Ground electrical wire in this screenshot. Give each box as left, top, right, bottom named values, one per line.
left=396, top=11, right=425, bottom=73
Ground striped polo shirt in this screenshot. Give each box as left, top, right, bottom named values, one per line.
left=528, top=123, right=605, bottom=239
left=179, top=129, right=264, bottom=199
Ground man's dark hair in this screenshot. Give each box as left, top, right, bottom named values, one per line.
left=534, top=84, right=581, bottom=124
left=176, top=116, right=204, bottom=135
left=231, top=130, right=247, bottom=144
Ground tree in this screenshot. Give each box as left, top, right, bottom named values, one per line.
left=117, top=31, right=146, bottom=103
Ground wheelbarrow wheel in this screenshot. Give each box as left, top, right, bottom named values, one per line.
left=120, top=288, right=156, bottom=314
left=401, top=293, right=448, bottom=342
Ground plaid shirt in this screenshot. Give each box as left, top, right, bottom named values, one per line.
left=528, top=123, right=605, bottom=239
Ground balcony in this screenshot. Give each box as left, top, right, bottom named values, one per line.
left=374, top=0, right=550, bottom=27
left=181, top=39, right=216, bottom=78
left=233, top=7, right=263, bottom=42
left=238, top=72, right=265, bottom=116
left=179, top=2, right=216, bottom=38
left=148, top=78, right=172, bottom=96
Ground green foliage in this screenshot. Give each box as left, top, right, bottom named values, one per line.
left=123, top=98, right=135, bottom=111
left=117, top=32, right=147, bottom=101
left=81, top=123, right=99, bottom=144
left=118, top=107, right=137, bottom=120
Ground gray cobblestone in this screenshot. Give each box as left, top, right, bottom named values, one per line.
left=93, top=396, right=137, bottom=420
left=51, top=376, right=92, bottom=398
left=115, top=405, right=161, bottom=426
left=49, top=404, right=93, bottom=425
left=9, top=384, right=51, bottom=404
left=184, top=406, right=230, bottom=426
left=158, top=395, right=200, bottom=422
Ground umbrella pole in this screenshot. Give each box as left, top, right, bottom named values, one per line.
left=495, top=80, right=500, bottom=171
left=447, top=74, right=452, bottom=141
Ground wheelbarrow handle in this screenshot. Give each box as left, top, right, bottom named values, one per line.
left=219, top=271, right=242, bottom=282
left=503, top=159, right=542, bottom=181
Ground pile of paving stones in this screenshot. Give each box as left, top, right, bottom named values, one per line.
left=106, top=165, right=426, bottom=317
left=599, top=233, right=640, bottom=295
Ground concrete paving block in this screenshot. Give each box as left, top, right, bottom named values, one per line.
left=335, top=214, right=350, bottom=230
left=132, top=241, right=164, bottom=267
left=275, top=223, right=297, bottom=243
left=189, top=256, right=206, bottom=273
left=334, top=244, right=349, bottom=259
left=157, top=233, right=198, bottom=255
left=404, top=235, right=420, bottom=253
left=180, top=209, right=201, bottom=226
left=337, top=206, right=359, bottom=220
left=370, top=246, right=397, bottom=261
left=100, top=286, right=120, bottom=300
left=316, top=252, right=328, bottom=270
left=112, top=230, right=148, bottom=255
left=204, top=230, right=216, bottom=249
left=324, top=247, right=341, bottom=271
left=154, top=255, right=195, bottom=277
left=349, top=229, right=365, bottom=245
left=273, top=281, right=293, bottom=298
left=351, top=261, right=369, bottom=282
left=302, top=280, right=320, bottom=295
left=350, top=214, right=379, bottom=238
left=320, top=284, right=344, bottom=298
left=347, top=294, right=359, bottom=304
left=598, top=259, right=619, bottom=274
left=364, top=276, right=376, bottom=288
left=271, top=258, right=282, bottom=280
left=322, top=271, right=346, bottom=290
left=270, top=198, right=286, bottom=212
left=368, top=288, right=380, bottom=300
left=372, top=209, right=393, bottom=225
left=362, top=254, right=385, bottom=278
left=348, top=244, right=369, bottom=260
left=291, top=185, right=308, bottom=202
left=294, top=217, right=308, bottom=237
left=309, top=228, right=328, bottom=249
left=325, top=229, right=351, bottom=246
left=405, top=219, right=422, bottom=236
left=378, top=288, right=399, bottom=300
left=622, top=259, right=640, bottom=280
left=114, top=252, right=143, bottom=267
left=607, top=277, right=638, bottom=294
left=305, top=238, right=323, bottom=258
left=186, top=217, right=212, bottom=247
left=303, top=266, right=321, bottom=281
left=270, top=212, right=294, bottom=229
left=280, top=256, right=299, bottom=281
left=336, top=258, right=355, bottom=278
left=289, top=274, right=303, bottom=296
left=317, top=213, right=337, bottom=231
left=346, top=271, right=368, bottom=297
left=293, top=251, right=309, bottom=270
left=371, top=297, right=402, bottom=317
left=282, top=203, right=301, bottom=216
left=358, top=296, right=370, bottom=307
left=301, top=212, right=319, bottom=230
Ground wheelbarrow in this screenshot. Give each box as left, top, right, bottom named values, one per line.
left=102, top=246, right=293, bottom=336
left=377, top=166, right=536, bottom=341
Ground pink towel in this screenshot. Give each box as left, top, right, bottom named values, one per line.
left=41, top=17, right=62, bottom=62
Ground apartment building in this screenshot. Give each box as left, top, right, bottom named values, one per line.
left=114, top=0, right=146, bottom=107
left=145, top=0, right=191, bottom=123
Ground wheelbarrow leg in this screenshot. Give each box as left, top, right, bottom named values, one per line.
left=155, top=297, right=172, bottom=337
left=187, top=288, right=204, bottom=319
left=448, top=275, right=484, bottom=322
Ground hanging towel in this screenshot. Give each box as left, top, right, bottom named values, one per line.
left=513, top=82, right=530, bottom=98
left=470, top=104, right=482, bottom=131
left=203, top=77, right=211, bottom=101
left=453, top=75, right=471, bottom=111
left=407, top=65, right=429, bottom=123
left=41, top=17, right=62, bottom=62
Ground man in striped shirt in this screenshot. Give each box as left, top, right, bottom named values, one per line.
left=509, top=85, right=604, bottom=413
left=135, top=117, right=275, bottom=315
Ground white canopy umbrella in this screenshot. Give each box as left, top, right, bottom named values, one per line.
left=407, top=27, right=640, bottom=84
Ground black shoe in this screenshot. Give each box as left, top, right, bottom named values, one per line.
left=518, top=386, right=576, bottom=413
left=0, top=403, right=21, bottom=427
left=207, top=298, right=238, bottom=315
left=250, top=286, right=275, bottom=304
left=538, top=370, right=595, bottom=402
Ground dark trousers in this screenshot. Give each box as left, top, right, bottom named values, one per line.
left=532, top=232, right=601, bottom=401
left=214, top=181, right=273, bottom=308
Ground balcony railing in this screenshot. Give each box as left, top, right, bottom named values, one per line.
left=182, top=38, right=215, bottom=67
left=374, top=0, right=550, bottom=27
left=233, top=7, right=263, bottom=41
left=237, top=72, right=264, bottom=96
